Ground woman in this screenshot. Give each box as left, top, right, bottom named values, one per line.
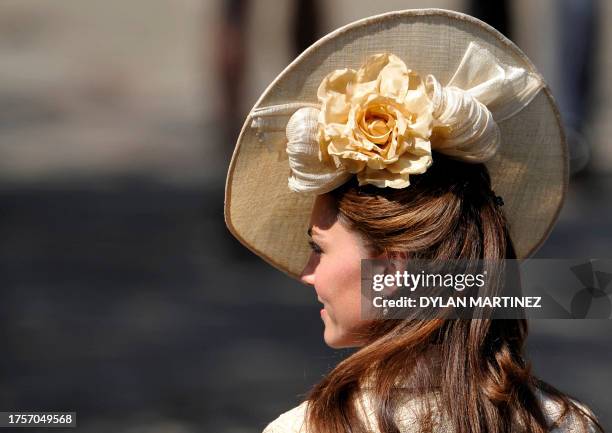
left=224, top=9, right=603, bottom=433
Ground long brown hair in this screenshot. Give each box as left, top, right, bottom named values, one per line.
left=305, top=153, right=603, bottom=433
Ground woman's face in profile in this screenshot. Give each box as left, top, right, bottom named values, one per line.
left=300, top=194, right=369, bottom=348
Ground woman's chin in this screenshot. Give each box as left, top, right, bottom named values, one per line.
left=323, top=328, right=342, bottom=348
left=323, top=328, right=356, bottom=349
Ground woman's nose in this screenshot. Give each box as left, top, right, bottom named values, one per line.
left=299, top=253, right=317, bottom=286
left=300, top=270, right=315, bottom=286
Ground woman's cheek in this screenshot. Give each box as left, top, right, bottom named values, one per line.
left=333, top=263, right=364, bottom=326
left=315, top=261, right=334, bottom=301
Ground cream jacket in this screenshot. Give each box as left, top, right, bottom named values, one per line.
left=262, top=389, right=598, bottom=433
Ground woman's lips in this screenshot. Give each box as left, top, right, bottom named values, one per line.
left=317, top=297, right=327, bottom=317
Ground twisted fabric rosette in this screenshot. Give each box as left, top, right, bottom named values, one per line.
left=316, top=53, right=434, bottom=188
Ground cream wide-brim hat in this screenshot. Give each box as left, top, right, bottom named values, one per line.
left=224, top=8, right=567, bottom=279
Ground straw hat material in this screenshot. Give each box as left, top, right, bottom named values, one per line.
left=224, top=9, right=567, bottom=279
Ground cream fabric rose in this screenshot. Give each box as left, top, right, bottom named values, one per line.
left=316, top=53, right=434, bottom=188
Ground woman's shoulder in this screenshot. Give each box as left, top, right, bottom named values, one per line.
left=260, top=392, right=437, bottom=433
left=261, top=390, right=601, bottom=433
left=262, top=401, right=308, bottom=433
left=535, top=388, right=601, bottom=433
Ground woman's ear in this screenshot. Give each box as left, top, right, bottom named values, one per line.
left=377, top=250, right=410, bottom=297
left=386, top=250, right=410, bottom=275
left=388, top=250, right=409, bottom=262
left=370, top=248, right=408, bottom=261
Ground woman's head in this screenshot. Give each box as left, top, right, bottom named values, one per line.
left=303, top=154, right=602, bottom=433
left=301, top=153, right=513, bottom=348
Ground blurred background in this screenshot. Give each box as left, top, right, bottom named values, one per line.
left=0, top=1, right=610, bottom=432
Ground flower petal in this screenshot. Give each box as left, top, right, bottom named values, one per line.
left=357, top=168, right=411, bottom=188
left=378, top=54, right=410, bottom=100
left=321, top=93, right=350, bottom=124
left=317, top=68, right=357, bottom=100
left=386, top=147, right=432, bottom=175
left=356, top=53, right=392, bottom=83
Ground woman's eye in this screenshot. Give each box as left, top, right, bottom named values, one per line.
left=308, top=240, right=323, bottom=254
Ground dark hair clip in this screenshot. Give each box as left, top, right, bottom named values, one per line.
left=494, top=195, right=504, bottom=207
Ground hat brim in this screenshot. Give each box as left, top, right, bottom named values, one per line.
left=225, top=8, right=567, bottom=279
